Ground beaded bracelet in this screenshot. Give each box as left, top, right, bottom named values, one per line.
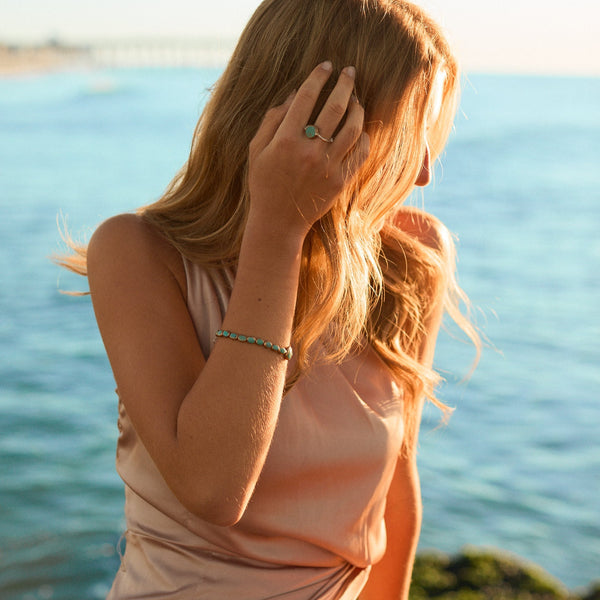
left=215, top=329, right=293, bottom=361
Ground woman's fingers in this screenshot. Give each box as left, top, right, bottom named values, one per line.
left=314, top=66, right=356, bottom=140
left=280, top=61, right=334, bottom=132
left=329, top=92, right=366, bottom=161
left=274, top=62, right=360, bottom=155
left=250, top=91, right=296, bottom=157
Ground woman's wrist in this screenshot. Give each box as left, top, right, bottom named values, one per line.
left=243, top=210, right=308, bottom=257
left=224, top=211, right=305, bottom=345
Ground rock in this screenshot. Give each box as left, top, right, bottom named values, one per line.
left=409, top=547, right=575, bottom=600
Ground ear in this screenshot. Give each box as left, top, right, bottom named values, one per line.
left=414, top=142, right=431, bottom=187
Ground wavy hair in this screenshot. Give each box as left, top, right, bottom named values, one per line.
left=57, top=0, right=480, bottom=453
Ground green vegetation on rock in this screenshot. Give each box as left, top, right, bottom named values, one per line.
left=407, top=547, right=598, bottom=600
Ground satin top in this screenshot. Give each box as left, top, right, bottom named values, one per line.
left=107, top=259, right=404, bottom=599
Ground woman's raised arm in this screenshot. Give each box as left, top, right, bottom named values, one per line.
left=87, top=62, right=369, bottom=527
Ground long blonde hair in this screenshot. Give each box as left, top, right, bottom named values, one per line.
left=58, top=0, right=480, bottom=452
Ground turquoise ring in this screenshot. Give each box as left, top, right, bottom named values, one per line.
left=304, top=125, right=334, bottom=143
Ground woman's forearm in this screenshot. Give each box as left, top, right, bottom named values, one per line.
left=175, top=217, right=305, bottom=524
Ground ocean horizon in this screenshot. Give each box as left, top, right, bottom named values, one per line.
left=0, top=67, right=598, bottom=598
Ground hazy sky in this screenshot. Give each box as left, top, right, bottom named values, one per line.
left=2, top=0, right=599, bottom=75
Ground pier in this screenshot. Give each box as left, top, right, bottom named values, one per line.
left=0, top=38, right=235, bottom=74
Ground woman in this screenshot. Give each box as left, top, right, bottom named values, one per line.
left=58, top=0, right=479, bottom=598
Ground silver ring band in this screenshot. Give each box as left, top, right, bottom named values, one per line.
left=304, top=125, right=334, bottom=143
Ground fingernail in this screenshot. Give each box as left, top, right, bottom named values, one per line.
left=321, top=60, right=333, bottom=72
left=343, top=66, right=356, bottom=79
left=286, top=89, right=297, bottom=102
left=351, top=94, right=359, bottom=104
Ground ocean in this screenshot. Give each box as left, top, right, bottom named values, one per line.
left=0, top=67, right=598, bottom=598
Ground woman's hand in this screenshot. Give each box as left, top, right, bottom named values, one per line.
left=248, top=61, right=370, bottom=239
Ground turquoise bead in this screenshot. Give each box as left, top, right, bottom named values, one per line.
left=230, top=333, right=238, bottom=339
left=256, top=339, right=264, bottom=346
left=247, top=337, right=256, bottom=344
left=222, top=330, right=230, bottom=337
left=238, top=335, right=247, bottom=342
left=272, top=345, right=279, bottom=352
left=265, top=341, right=272, bottom=349
left=305, top=125, right=317, bottom=138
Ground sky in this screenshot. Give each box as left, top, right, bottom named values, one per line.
left=1, top=0, right=599, bottom=75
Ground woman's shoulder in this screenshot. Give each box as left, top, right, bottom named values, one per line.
left=88, top=213, right=186, bottom=293
left=89, top=212, right=162, bottom=250
left=391, top=206, right=453, bottom=257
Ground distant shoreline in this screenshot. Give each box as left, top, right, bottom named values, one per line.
left=0, top=40, right=234, bottom=76
left=0, top=43, right=90, bottom=76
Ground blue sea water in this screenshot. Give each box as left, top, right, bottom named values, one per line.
left=0, top=67, right=598, bottom=598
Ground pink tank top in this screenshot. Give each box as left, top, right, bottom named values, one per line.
left=107, top=259, right=404, bottom=599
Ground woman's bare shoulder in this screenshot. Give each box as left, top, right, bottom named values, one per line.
left=392, top=206, right=453, bottom=256
left=88, top=213, right=186, bottom=293
left=89, top=213, right=166, bottom=257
